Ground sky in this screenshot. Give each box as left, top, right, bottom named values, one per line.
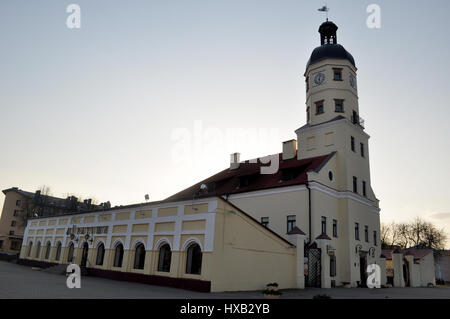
left=0, top=0, right=449, bottom=246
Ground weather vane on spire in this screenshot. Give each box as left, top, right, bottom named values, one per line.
left=318, top=4, right=329, bottom=21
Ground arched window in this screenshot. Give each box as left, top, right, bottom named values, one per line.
left=67, top=242, right=75, bottom=263
left=96, top=243, right=105, bottom=266
left=55, top=242, right=62, bottom=261
left=133, top=243, right=146, bottom=270
left=27, top=241, right=33, bottom=257
left=35, top=241, right=41, bottom=259
left=157, top=243, right=172, bottom=272
left=185, top=243, right=202, bottom=275
left=45, top=241, right=51, bottom=260
left=113, top=243, right=124, bottom=268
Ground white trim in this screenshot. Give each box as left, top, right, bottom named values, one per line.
left=111, top=238, right=125, bottom=249
left=227, top=185, right=307, bottom=200
left=154, top=237, right=172, bottom=250
left=181, top=237, right=203, bottom=251
left=131, top=238, right=146, bottom=250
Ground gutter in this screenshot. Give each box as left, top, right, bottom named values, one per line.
left=306, top=181, right=312, bottom=244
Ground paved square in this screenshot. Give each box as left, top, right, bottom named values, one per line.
left=1, top=261, right=449, bottom=299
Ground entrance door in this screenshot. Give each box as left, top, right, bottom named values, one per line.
left=359, top=253, right=368, bottom=287
left=81, top=242, right=89, bottom=267
left=305, top=247, right=322, bottom=288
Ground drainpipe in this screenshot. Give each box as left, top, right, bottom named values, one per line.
left=306, top=182, right=312, bottom=244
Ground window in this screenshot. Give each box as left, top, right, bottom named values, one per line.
left=96, top=243, right=105, bottom=265
left=321, top=216, right=327, bottom=234
left=158, top=243, right=172, bottom=272
left=330, top=255, right=336, bottom=277
left=365, top=226, right=369, bottom=242
left=328, top=171, right=334, bottom=181
left=360, top=143, right=365, bottom=157
left=351, top=136, right=355, bottom=152
left=35, top=241, right=41, bottom=259
left=133, top=243, right=146, bottom=270
left=333, top=68, right=342, bottom=81
left=0, top=240, right=3, bottom=249
left=306, top=107, right=310, bottom=122
left=13, top=210, right=19, bottom=217
left=261, top=217, right=269, bottom=228
left=45, top=242, right=51, bottom=260
left=11, top=221, right=16, bottom=227
left=281, top=167, right=302, bottom=182
left=67, top=243, right=74, bottom=263
left=353, top=176, right=358, bottom=193
left=113, top=243, right=124, bottom=267
left=315, top=100, right=324, bottom=115
left=55, top=242, right=62, bottom=261
left=362, top=181, right=367, bottom=197
left=16, top=200, right=21, bottom=207
left=334, top=99, right=344, bottom=113
left=9, top=230, right=14, bottom=236
left=186, top=243, right=202, bottom=275
left=10, top=240, right=21, bottom=250
left=374, top=231, right=378, bottom=246
left=306, top=76, right=309, bottom=92
left=27, top=242, right=33, bottom=257
left=355, top=223, right=360, bottom=240
left=333, top=219, right=338, bottom=237
left=287, top=215, right=296, bottom=233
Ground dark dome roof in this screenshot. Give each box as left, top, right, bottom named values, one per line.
left=306, top=43, right=355, bottom=70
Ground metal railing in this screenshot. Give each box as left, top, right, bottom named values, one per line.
left=351, top=114, right=365, bottom=129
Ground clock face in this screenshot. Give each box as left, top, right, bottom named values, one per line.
left=313, top=72, right=325, bottom=86
left=349, top=75, right=357, bottom=89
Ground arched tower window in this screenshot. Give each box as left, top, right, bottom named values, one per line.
left=113, top=243, right=124, bottom=268
left=157, top=243, right=172, bottom=272
left=55, top=242, right=62, bottom=261
left=27, top=242, right=33, bottom=257
left=133, top=243, right=146, bottom=270
left=96, top=243, right=105, bottom=266
left=67, top=242, right=75, bottom=263
left=45, top=241, right=51, bottom=260
left=35, top=241, right=41, bottom=259
left=185, top=243, right=202, bottom=275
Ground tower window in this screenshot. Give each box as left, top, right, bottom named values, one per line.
left=333, top=68, right=343, bottom=81
left=360, top=143, right=365, bottom=157
left=286, top=215, right=296, bottom=233
left=321, top=216, right=327, bottom=234
left=374, top=231, right=378, bottom=246
left=353, top=176, right=358, bottom=193
left=315, top=100, right=324, bottom=115
left=355, top=223, right=360, bottom=241
left=306, top=107, right=310, bottom=122
left=333, top=219, right=338, bottom=237
left=362, top=181, right=367, bottom=197
left=365, top=225, right=369, bottom=242
left=351, top=136, right=355, bottom=152
left=261, top=217, right=269, bottom=228
left=334, top=99, right=344, bottom=113
left=306, top=76, right=310, bottom=92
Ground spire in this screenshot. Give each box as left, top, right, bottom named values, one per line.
left=318, top=21, right=338, bottom=45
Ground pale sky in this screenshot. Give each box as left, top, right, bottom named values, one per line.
left=1, top=0, right=449, bottom=246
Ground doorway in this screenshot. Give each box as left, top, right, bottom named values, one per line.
left=81, top=242, right=89, bottom=267
left=359, top=252, right=368, bottom=287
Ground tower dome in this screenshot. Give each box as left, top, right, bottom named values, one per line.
left=306, top=21, right=355, bottom=70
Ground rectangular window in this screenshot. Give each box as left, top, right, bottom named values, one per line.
left=306, top=107, right=310, bottom=122
left=9, top=231, right=14, bottom=236
left=351, top=136, right=355, bottom=152
left=321, top=216, right=327, bottom=234
left=330, top=256, right=336, bottom=277
left=315, top=100, right=324, bottom=115
left=15, top=200, right=21, bottom=207
left=355, top=223, right=360, bottom=240
left=360, top=143, right=365, bottom=157
left=306, top=76, right=310, bottom=92
left=261, top=217, right=269, bottom=228
left=353, top=176, right=358, bottom=193
left=0, top=240, right=3, bottom=249
left=13, top=210, right=19, bottom=217
left=362, top=181, right=367, bottom=197
left=11, top=221, right=16, bottom=227
left=365, top=225, right=369, bottom=242
left=333, top=219, right=338, bottom=237
left=373, top=231, right=378, bottom=246
left=334, top=99, right=344, bottom=113
left=287, top=215, right=296, bottom=233
left=333, top=68, right=342, bottom=81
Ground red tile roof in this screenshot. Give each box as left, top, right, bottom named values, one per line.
left=382, top=248, right=433, bottom=261
left=166, top=153, right=334, bottom=201
left=287, top=226, right=306, bottom=236
left=316, top=233, right=332, bottom=240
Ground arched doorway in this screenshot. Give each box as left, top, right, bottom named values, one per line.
left=81, top=242, right=89, bottom=267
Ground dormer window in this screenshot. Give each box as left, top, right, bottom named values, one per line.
left=334, top=99, right=344, bottom=113
left=238, top=175, right=257, bottom=188
left=315, top=100, right=324, bottom=115
left=333, top=68, right=342, bottom=81
left=281, top=166, right=305, bottom=182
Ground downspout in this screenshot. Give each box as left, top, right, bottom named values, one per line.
left=306, top=181, right=312, bottom=244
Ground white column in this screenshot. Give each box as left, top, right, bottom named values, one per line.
left=392, top=251, right=405, bottom=287
left=317, top=239, right=331, bottom=288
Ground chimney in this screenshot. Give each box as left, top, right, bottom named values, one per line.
left=230, top=152, right=241, bottom=170
left=282, top=140, right=297, bottom=160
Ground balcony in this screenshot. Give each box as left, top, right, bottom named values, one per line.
left=351, top=114, right=365, bottom=129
